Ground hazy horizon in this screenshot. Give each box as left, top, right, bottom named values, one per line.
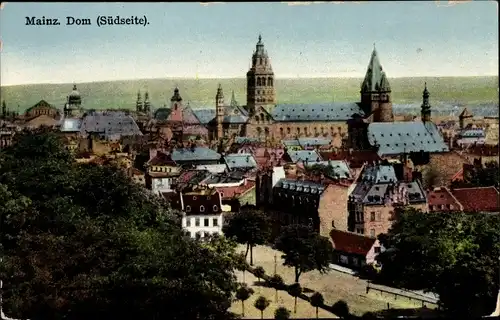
left=1, top=2, right=498, bottom=86
left=2, top=75, right=498, bottom=88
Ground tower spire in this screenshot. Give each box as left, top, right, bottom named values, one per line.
left=421, top=82, right=431, bottom=122
left=136, top=90, right=143, bottom=113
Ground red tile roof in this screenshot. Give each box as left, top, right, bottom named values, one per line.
left=330, top=230, right=377, bottom=256
left=427, top=187, right=462, bottom=212
left=450, top=187, right=499, bottom=213
left=215, top=180, right=255, bottom=200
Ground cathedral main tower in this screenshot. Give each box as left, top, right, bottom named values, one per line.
left=246, top=35, right=276, bottom=116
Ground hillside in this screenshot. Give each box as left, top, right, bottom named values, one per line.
left=0, top=76, right=498, bottom=112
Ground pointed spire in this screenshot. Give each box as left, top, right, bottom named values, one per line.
left=171, top=87, right=182, bottom=102
left=421, top=82, right=431, bottom=122
left=230, top=90, right=238, bottom=107
left=216, top=83, right=224, bottom=97
left=361, top=45, right=385, bottom=92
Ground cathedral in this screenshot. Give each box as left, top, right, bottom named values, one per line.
left=145, top=35, right=447, bottom=157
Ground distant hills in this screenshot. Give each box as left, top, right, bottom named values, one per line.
left=0, top=76, right=498, bottom=113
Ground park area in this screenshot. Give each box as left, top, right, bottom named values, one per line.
left=230, top=244, right=431, bottom=318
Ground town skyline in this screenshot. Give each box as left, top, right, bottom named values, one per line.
left=0, top=1, right=498, bottom=86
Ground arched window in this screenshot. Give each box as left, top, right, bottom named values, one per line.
left=268, top=77, right=273, bottom=86
left=264, top=127, right=270, bottom=136
left=255, top=115, right=260, bottom=123
left=256, top=127, right=262, bottom=136
left=174, top=103, right=178, bottom=111
left=213, top=205, right=218, bottom=212
left=297, top=127, right=301, bottom=134
left=257, top=77, right=262, bottom=86
left=287, top=127, right=291, bottom=134
left=262, top=78, right=267, bottom=86
left=200, top=205, right=205, bottom=212
left=185, top=205, right=191, bottom=212
left=304, top=127, right=309, bottom=136
left=260, top=113, right=265, bottom=122
left=280, top=127, right=284, bottom=136
left=266, top=115, right=272, bottom=122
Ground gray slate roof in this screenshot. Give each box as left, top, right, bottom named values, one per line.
left=272, top=102, right=364, bottom=122
left=80, top=112, right=142, bottom=139
left=192, top=108, right=216, bottom=125
left=306, top=160, right=351, bottom=179
left=224, top=153, right=258, bottom=170
left=367, top=121, right=449, bottom=157
left=286, top=150, right=322, bottom=163
left=282, top=139, right=301, bottom=147
left=235, top=137, right=260, bottom=144
left=298, top=137, right=332, bottom=147
left=406, top=181, right=427, bottom=204
left=459, top=128, right=485, bottom=138
left=360, top=165, right=398, bottom=183
left=275, top=178, right=326, bottom=195
left=171, top=147, right=221, bottom=162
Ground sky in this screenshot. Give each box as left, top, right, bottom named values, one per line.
left=0, top=1, right=498, bottom=86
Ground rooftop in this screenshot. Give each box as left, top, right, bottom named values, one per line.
left=224, top=153, right=258, bottom=170
left=274, top=178, right=325, bottom=195
left=368, top=121, right=449, bottom=157
left=171, top=147, right=221, bottom=162
left=285, top=150, right=322, bottom=163
left=427, top=187, right=462, bottom=212
left=272, top=102, right=364, bottom=122
left=450, top=186, right=499, bottom=213
left=305, top=160, right=351, bottom=179
left=330, top=229, right=377, bottom=256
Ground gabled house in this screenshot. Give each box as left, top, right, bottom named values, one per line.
left=145, top=150, right=181, bottom=194
left=427, top=187, right=463, bottom=213
left=449, top=187, right=499, bottom=213
left=330, top=229, right=383, bottom=269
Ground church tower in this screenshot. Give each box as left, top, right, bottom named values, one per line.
left=360, top=45, right=394, bottom=122
left=64, top=84, right=82, bottom=117
left=136, top=91, right=143, bottom=113
left=421, top=82, right=431, bottom=122
left=144, top=91, right=151, bottom=114
left=216, top=84, right=225, bottom=139
left=246, top=34, right=276, bottom=116
left=1, top=100, right=6, bottom=118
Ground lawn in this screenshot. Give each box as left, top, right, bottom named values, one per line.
left=234, top=245, right=431, bottom=317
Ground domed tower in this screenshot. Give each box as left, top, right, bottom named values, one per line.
left=136, top=91, right=143, bottom=113
left=64, top=84, right=82, bottom=117
left=421, top=82, right=431, bottom=122
left=246, top=34, right=276, bottom=116
left=360, top=45, right=394, bottom=122
left=171, top=87, right=182, bottom=110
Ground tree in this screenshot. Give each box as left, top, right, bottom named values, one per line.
left=268, top=274, right=285, bottom=302
left=377, top=207, right=500, bottom=317
left=331, top=300, right=350, bottom=319
left=310, top=292, right=324, bottom=319
left=274, top=224, right=333, bottom=283
left=288, top=282, right=302, bottom=314
left=235, top=283, right=254, bottom=317
left=0, top=132, right=240, bottom=320
left=254, top=266, right=266, bottom=283
left=253, top=295, right=270, bottom=319
left=361, top=311, right=378, bottom=320
left=234, top=252, right=250, bottom=282
left=222, top=207, right=271, bottom=265
left=274, top=307, right=291, bottom=320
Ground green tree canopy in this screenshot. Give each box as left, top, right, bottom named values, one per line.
left=274, top=224, right=333, bottom=282
left=222, top=207, right=271, bottom=265
left=0, top=132, right=239, bottom=320
left=377, top=207, right=500, bottom=317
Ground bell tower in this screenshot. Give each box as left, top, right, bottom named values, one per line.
left=421, top=82, right=431, bottom=122
left=246, top=34, right=276, bottom=116
left=216, top=84, right=225, bottom=139
left=360, top=45, right=393, bottom=122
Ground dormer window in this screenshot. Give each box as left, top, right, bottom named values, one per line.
left=200, top=205, right=205, bottom=212
left=186, top=205, right=191, bottom=212
left=193, top=196, right=197, bottom=200
left=213, top=205, right=218, bottom=212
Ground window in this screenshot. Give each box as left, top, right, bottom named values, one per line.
left=195, top=218, right=200, bottom=227
left=185, top=205, right=191, bottom=212
left=287, top=127, right=291, bottom=134
left=376, top=212, right=381, bottom=221
left=186, top=231, right=191, bottom=238
left=370, top=229, right=375, bottom=238
left=374, top=246, right=381, bottom=254
left=200, top=205, right=205, bottom=212
left=370, top=212, right=375, bottom=221
left=213, top=218, right=218, bottom=227
left=213, top=205, right=218, bottom=212
left=193, top=196, right=197, bottom=200
left=204, top=218, right=209, bottom=227
left=186, top=218, right=191, bottom=227
left=195, top=232, right=201, bottom=240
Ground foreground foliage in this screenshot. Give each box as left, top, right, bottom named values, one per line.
left=0, top=132, right=239, bottom=320
left=377, top=207, right=500, bottom=317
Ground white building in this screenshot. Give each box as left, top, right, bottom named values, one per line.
left=178, top=188, right=230, bottom=239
